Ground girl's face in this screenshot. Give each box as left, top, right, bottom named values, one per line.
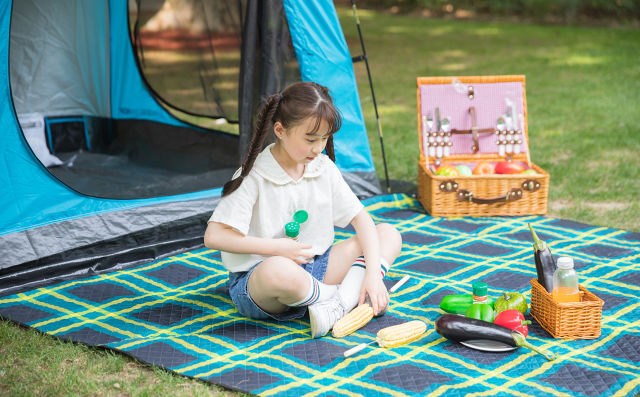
left=274, top=117, right=330, bottom=165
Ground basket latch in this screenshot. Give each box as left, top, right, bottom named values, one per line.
left=438, top=180, right=459, bottom=193
left=522, top=179, right=541, bottom=192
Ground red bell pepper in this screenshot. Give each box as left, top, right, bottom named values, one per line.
left=493, top=309, right=531, bottom=337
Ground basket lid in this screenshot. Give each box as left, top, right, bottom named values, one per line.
left=417, top=75, right=529, bottom=162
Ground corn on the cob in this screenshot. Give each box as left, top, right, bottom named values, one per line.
left=332, top=303, right=374, bottom=338
left=376, top=320, right=427, bottom=348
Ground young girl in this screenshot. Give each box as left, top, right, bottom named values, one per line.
left=204, top=81, right=402, bottom=338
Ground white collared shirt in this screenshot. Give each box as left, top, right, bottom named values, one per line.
left=209, top=143, right=364, bottom=272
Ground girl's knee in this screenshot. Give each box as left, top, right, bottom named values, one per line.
left=376, top=223, right=402, bottom=257
left=377, top=223, right=401, bottom=244
left=253, top=257, right=306, bottom=292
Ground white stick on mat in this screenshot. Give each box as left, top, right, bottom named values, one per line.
left=389, top=275, right=410, bottom=293
left=344, top=341, right=376, bottom=357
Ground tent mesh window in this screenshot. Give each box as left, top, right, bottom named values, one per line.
left=130, top=0, right=301, bottom=132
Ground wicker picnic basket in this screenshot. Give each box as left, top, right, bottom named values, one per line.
left=529, top=279, right=604, bottom=339
left=416, top=75, right=549, bottom=217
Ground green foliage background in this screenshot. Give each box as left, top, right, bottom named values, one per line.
left=356, top=0, right=640, bottom=22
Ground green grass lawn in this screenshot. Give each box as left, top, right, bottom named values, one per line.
left=340, top=8, right=640, bottom=233
left=2, top=7, right=639, bottom=396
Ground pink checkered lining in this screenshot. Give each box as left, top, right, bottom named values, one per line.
left=419, top=81, right=527, bottom=155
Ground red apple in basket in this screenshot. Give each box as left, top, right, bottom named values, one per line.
left=495, top=161, right=526, bottom=174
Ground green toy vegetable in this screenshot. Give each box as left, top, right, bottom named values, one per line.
left=494, top=292, right=528, bottom=316
left=464, top=282, right=495, bottom=322
left=465, top=302, right=494, bottom=322
left=439, top=295, right=495, bottom=314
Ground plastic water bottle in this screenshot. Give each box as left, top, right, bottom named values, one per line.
left=552, top=257, right=580, bottom=303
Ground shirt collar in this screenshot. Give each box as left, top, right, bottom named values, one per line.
left=253, top=143, right=326, bottom=185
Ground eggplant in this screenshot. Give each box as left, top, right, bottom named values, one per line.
left=435, top=314, right=555, bottom=360
left=529, top=223, right=555, bottom=293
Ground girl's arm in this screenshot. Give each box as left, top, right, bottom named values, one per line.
left=350, top=209, right=389, bottom=314
left=205, top=221, right=313, bottom=265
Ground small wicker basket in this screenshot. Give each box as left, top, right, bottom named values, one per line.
left=529, top=279, right=604, bottom=339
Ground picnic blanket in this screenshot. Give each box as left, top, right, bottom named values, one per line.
left=1, top=194, right=639, bottom=396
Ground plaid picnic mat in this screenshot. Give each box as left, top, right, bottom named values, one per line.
left=1, top=194, right=639, bottom=396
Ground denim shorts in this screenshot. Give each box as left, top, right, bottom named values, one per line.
left=227, top=246, right=333, bottom=321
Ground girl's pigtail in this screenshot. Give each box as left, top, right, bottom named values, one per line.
left=325, top=135, right=336, bottom=162
left=222, top=94, right=282, bottom=196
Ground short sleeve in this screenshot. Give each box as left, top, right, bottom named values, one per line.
left=209, top=171, right=258, bottom=236
left=329, top=162, right=364, bottom=228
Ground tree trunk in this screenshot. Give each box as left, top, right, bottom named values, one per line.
left=142, top=0, right=241, bottom=33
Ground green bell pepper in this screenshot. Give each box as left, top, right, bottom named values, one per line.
left=465, top=303, right=495, bottom=322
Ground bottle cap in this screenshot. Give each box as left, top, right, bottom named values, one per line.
left=293, top=210, right=309, bottom=224
left=472, top=282, right=488, bottom=296
left=285, top=221, right=300, bottom=238
left=556, top=256, right=574, bottom=270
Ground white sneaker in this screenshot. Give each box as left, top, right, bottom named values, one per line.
left=308, top=294, right=346, bottom=338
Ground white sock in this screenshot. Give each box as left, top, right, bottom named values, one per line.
left=337, top=257, right=389, bottom=312
left=287, top=272, right=337, bottom=307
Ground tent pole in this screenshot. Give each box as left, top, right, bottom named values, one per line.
left=350, top=0, right=391, bottom=194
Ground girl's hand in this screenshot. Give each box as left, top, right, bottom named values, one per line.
left=274, top=238, right=314, bottom=265
left=360, top=274, right=389, bottom=315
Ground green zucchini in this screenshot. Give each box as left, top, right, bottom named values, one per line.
left=435, top=314, right=555, bottom=360
left=439, top=294, right=495, bottom=314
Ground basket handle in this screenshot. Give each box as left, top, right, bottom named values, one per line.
left=469, top=106, right=480, bottom=153
left=456, top=188, right=523, bottom=204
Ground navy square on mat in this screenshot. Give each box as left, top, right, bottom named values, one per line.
left=146, top=262, right=206, bottom=286
left=61, top=327, right=121, bottom=345
left=539, top=363, right=622, bottom=396
left=67, top=282, right=136, bottom=303
left=0, top=304, right=53, bottom=324
left=130, top=303, right=203, bottom=327
left=481, top=271, right=532, bottom=291
left=600, top=334, right=640, bottom=363
left=406, top=259, right=464, bottom=276
left=127, top=341, right=197, bottom=368
left=207, top=322, right=277, bottom=344
left=438, top=220, right=487, bottom=233
left=207, top=368, right=280, bottom=391
left=401, top=232, right=443, bottom=246
left=371, top=363, right=453, bottom=393
left=459, top=242, right=514, bottom=257
left=282, top=339, right=345, bottom=367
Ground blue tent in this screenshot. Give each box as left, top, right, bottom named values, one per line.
left=0, top=0, right=380, bottom=295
